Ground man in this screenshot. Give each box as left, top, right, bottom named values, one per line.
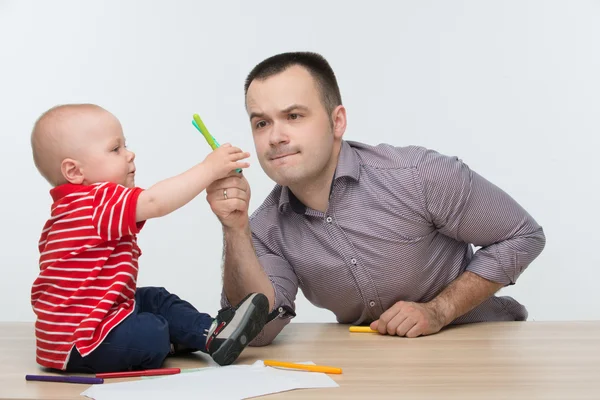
left=206, top=52, right=545, bottom=345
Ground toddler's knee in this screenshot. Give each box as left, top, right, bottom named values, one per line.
left=139, top=316, right=171, bottom=368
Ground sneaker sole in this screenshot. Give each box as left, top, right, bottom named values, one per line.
left=211, top=293, right=269, bottom=366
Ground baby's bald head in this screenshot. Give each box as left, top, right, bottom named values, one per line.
left=31, top=104, right=116, bottom=186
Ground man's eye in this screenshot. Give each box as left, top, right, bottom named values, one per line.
left=256, top=121, right=267, bottom=129
left=289, top=113, right=299, bottom=120
left=112, top=146, right=120, bottom=152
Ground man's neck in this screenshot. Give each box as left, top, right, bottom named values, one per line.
left=289, top=146, right=341, bottom=214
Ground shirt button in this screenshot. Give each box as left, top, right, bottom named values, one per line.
left=369, top=301, right=376, bottom=307
left=326, top=216, right=332, bottom=223
left=350, top=258, right=357, bottom=265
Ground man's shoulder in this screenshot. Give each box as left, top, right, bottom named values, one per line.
left=346, top=140, right=431, bottom=170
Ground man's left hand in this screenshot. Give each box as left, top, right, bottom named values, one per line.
left=369, top=301, right=448, bottom=338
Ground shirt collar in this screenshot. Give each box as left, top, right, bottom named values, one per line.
left=278, top=140, right=361, bottom=214
left=50, top=183, right=86, bottom=202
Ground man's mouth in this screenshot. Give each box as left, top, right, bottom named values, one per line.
left=270, top=152, right=298, bottom=161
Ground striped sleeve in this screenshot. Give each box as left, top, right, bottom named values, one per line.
left=91, top=183, right=144, bottom=241
left=415, top=149, right=546, bottom=285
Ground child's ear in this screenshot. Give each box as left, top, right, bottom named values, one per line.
left=61, top=158, right=84, bottom=185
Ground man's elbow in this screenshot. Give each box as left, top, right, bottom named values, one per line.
left=248, top=317, right=291, bottom=347
left=515, top=226, right=546, bottom=277
left=249, top=335, right=274, bottom=347
left=249, top=327, right=278, bottom=347
left=531, top=226, right=546, bottom=257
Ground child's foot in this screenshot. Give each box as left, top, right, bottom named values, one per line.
left=205, top=292, right=269, bottom=366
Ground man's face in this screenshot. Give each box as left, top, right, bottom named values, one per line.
left=246, top=65, right=339, bottom=188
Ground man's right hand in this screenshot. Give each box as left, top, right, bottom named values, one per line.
left=206, top=171, right=252, bottom=230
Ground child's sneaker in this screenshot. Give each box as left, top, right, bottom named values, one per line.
left=205, top=292, right=269, bottom=366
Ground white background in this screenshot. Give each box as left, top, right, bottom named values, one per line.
left=1, top=0, right=598, bottom=323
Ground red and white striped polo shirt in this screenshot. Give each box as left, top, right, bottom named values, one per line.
left=31, top=182, right=145, bottom=370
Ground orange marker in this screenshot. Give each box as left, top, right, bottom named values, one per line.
left=263, top=360, right=342, bottom=374
left=349, top=326, right=378, bottom=333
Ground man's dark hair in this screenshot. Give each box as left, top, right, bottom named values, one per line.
left=244, top=52, right=342, bottom=117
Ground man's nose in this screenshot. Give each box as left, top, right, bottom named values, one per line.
left=269, top=122, right=289, bottom=146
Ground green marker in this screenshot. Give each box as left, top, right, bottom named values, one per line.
left=191, top=113, right=241, bottom=173
left=192, top=114, right=219, bottom=149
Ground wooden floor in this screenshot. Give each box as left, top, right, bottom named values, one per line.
left=2, top=321, right=600, bottom=399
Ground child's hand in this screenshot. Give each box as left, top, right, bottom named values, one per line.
left=203, top=144, right=250, bottom=180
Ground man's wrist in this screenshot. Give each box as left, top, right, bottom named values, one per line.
left=223, top=223, right=251, bottom=239
left=426, top=296, right=456, bottom=327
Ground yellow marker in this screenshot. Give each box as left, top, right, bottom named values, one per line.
left=349, top=326, right=378, bottom=333
left=263, top=360, right=342, bottom=374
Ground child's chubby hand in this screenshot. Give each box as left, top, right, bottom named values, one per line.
left=203, top=143, right=250, bottom=181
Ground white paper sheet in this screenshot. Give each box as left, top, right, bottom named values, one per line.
left=81, top=361, right=339, bottom=400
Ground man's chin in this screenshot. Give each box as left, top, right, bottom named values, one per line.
left=269, top=170, right=305, bottom=188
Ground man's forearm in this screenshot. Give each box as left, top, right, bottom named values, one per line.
left=427, top=271, right=504, bottom=326
left=222, top=225, right=275, bottom=310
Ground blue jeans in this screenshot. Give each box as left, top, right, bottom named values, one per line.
left=66, top=287, right=214, bottom=373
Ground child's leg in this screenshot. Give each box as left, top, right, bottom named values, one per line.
left=135, top=287, right=269, bottom=366
left=134, top=287, right=213, bottom=352
left=66, top=306, right=171, bottom=373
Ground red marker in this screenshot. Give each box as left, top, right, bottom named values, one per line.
left=96, top=368, right=180, bottom=379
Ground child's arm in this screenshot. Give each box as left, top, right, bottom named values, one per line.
left=136, top=144, right=250, bottom=222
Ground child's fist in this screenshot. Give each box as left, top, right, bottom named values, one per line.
left=203, top=144, right=250, bottom=180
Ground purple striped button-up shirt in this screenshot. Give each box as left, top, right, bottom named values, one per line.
left=223, top=140, right=545, bottom=345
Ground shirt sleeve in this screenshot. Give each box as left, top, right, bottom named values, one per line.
left=414, top=148, right=546, bottom=285
left=91, top=182, right=144, bottom=241
left=220, top=232, right=299, bottom=347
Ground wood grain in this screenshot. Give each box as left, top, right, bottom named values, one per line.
left=2, top=321, right=599, bottom=399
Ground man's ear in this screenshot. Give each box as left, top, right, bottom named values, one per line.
left=61, top=158, right=84, bottom=185
left=331, top=105, right=347, bottom=140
